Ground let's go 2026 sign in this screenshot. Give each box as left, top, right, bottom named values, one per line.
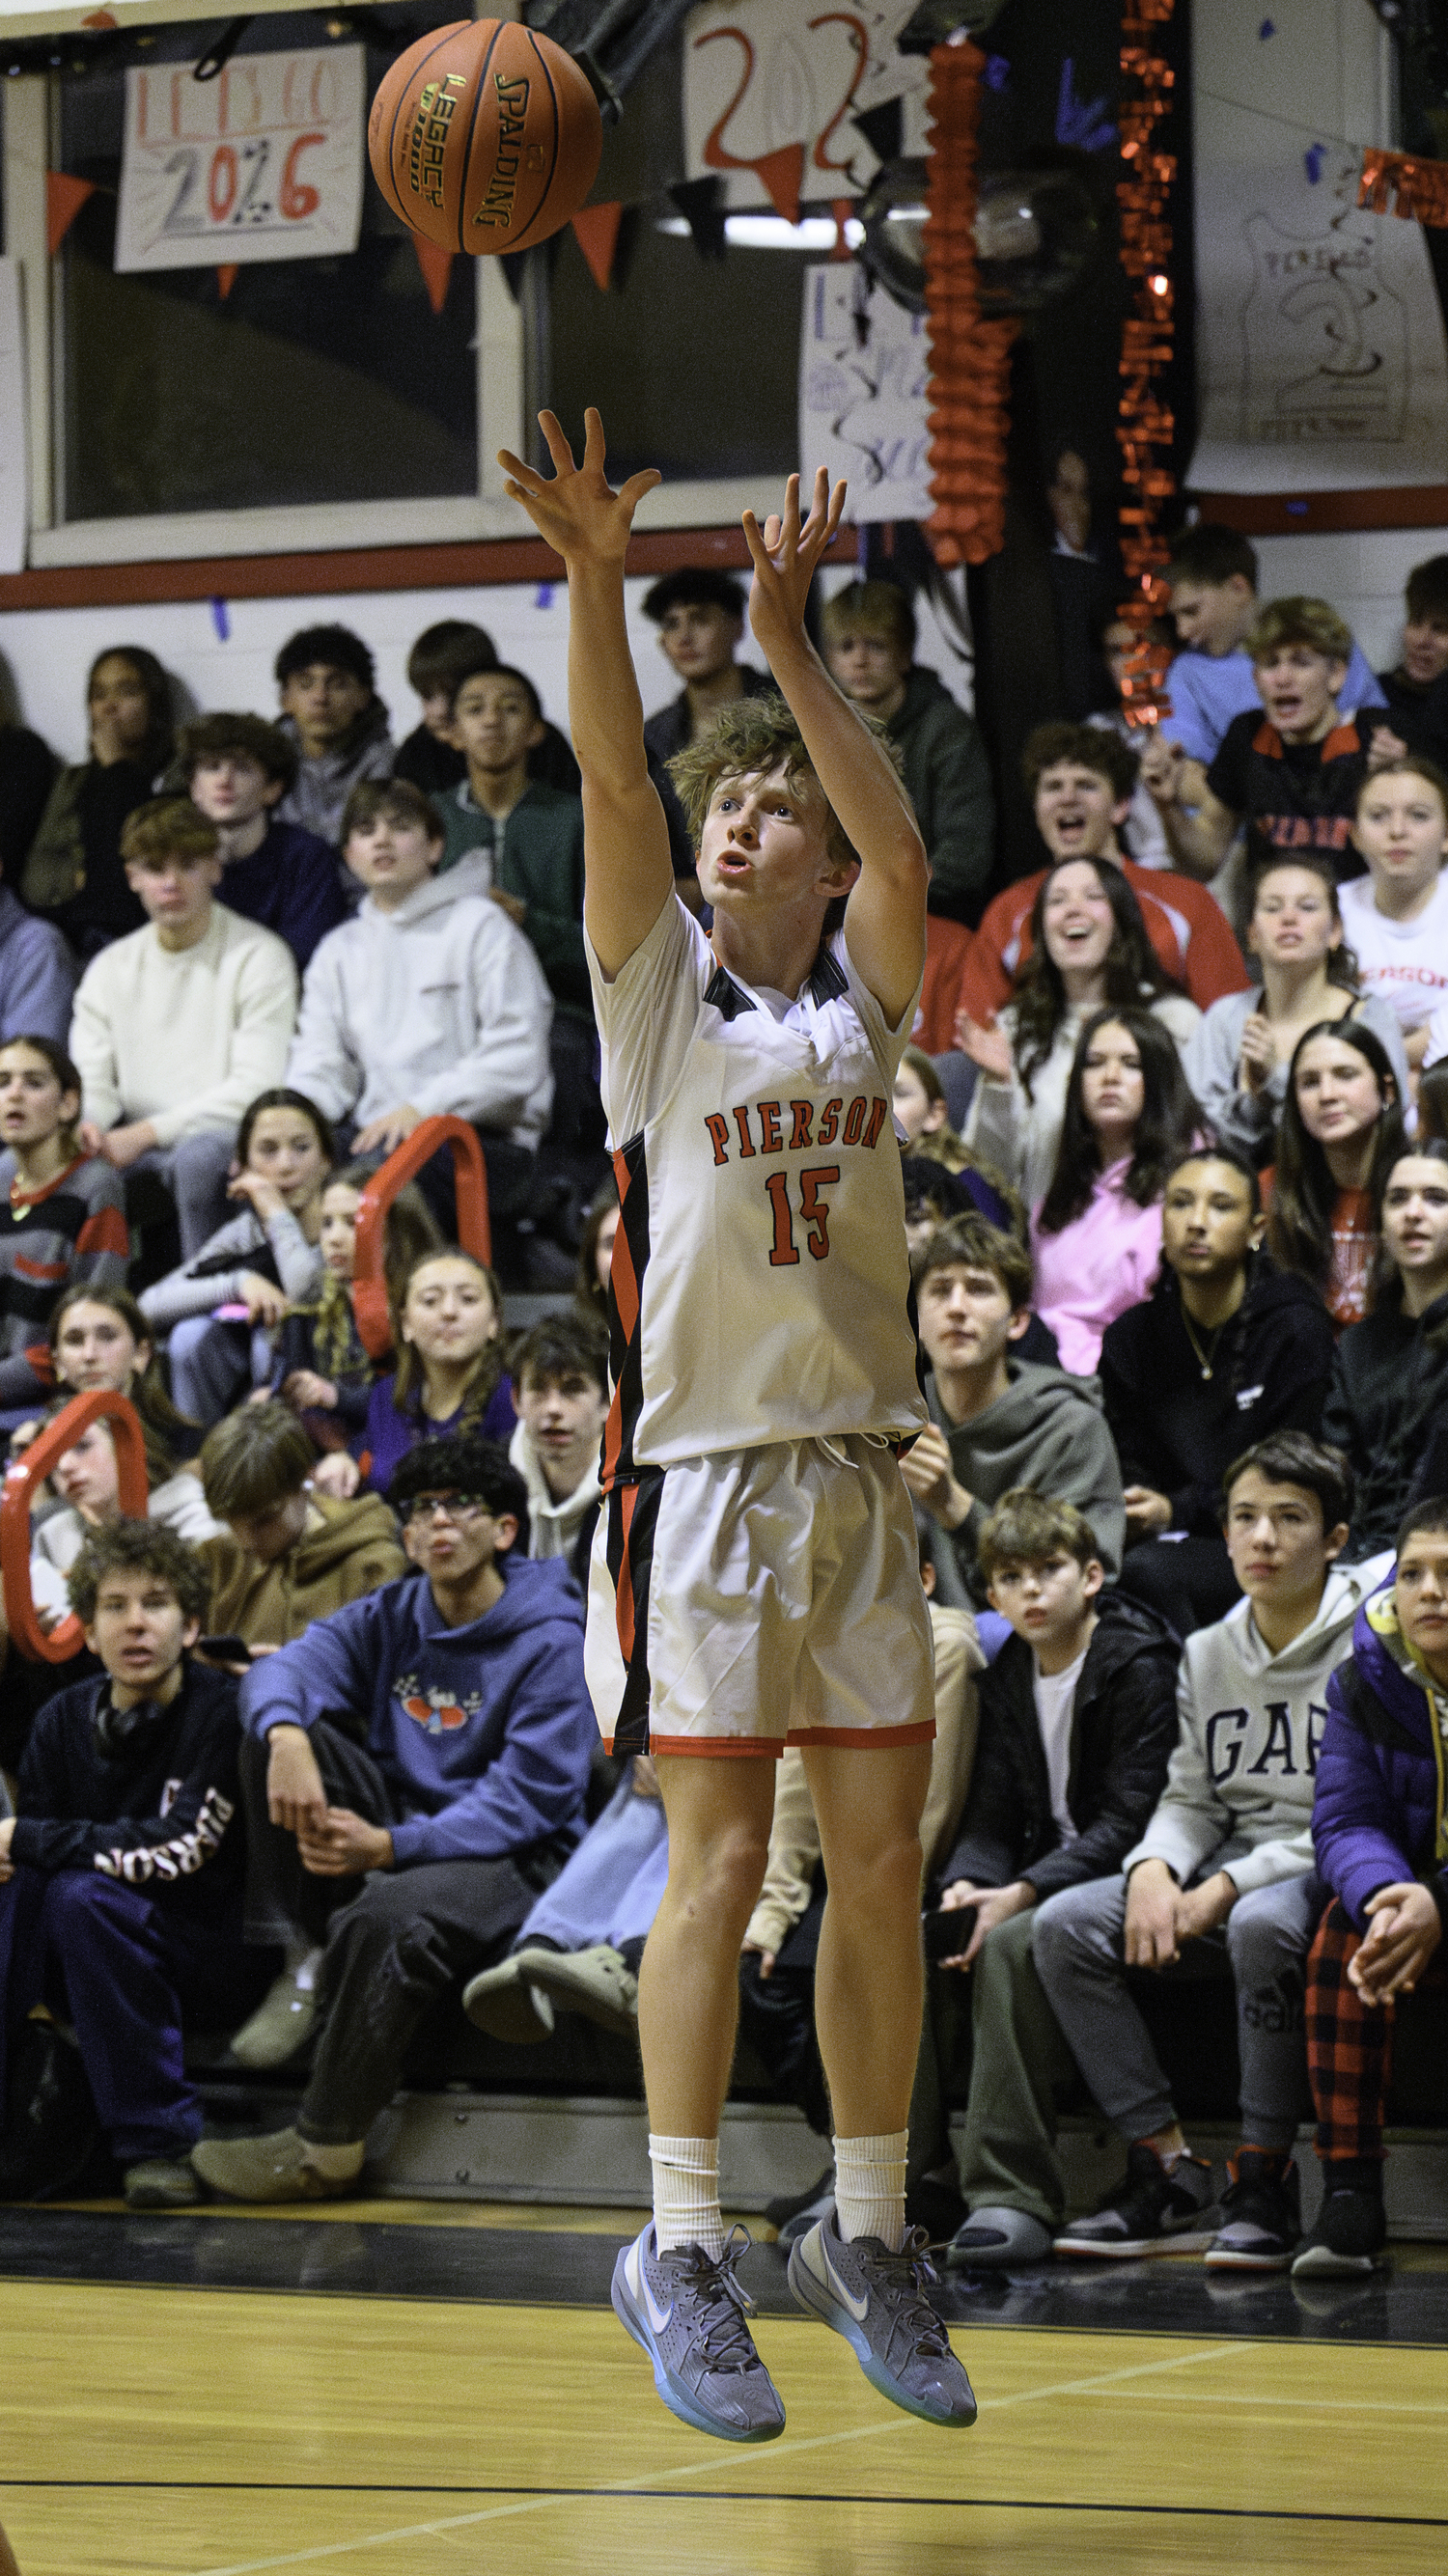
left=115, top=46, right=364, bottom=274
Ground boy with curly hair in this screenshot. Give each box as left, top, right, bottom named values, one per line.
left=501, top=407, right=976, bottom=2442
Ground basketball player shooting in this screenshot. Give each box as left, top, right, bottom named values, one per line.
left=499, top=408, right=977, bottom=2443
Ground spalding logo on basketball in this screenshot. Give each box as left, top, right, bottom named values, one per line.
left=368, top=17, right=603, bottom=256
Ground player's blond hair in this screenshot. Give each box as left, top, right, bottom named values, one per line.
left=666, top=693, right=899, bottom=875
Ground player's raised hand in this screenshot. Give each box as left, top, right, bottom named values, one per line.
left=498, top=407, right=661, bottom=567
left=742, top=465, right=847, bottom=658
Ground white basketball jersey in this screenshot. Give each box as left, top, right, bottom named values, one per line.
left=588, top=896, right=928, bottom=1479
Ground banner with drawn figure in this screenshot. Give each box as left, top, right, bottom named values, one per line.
left=799, top=263, right=932, bottom=523
left=1188, top=0, right=1448, bottom=490
left=115, top=47, right=365, bottom=274
left=682, top=0, right=926, bottom=214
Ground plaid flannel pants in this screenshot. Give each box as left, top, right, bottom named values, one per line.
left=1305, top=1896, right=1448, bottom=2162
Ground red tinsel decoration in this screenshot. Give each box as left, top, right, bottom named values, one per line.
left=922, top=41, right=1017, bottom=568
left=1359, top=147, right=1448, bottom=226
left=1116, top=0, right=1177, bottom=726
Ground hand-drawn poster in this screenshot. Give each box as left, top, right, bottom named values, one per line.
left=682, top=0, right=927, bottom=211
left=116, top=46, right=365, bottom=275
left=1188, top=0, right=1448, bottom=490
left=798, top=262, right=932, bottom=523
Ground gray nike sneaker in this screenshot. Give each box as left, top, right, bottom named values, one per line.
left=788, top=2208, right=977, bottom=2427
left=611, top=2221, right=786, bottom=2443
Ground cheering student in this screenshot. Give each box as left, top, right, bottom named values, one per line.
left=1266, top=1023, right=1405, bottom=1330
left=1185, top=855, right=1408, bottom=1167
left=1343, top=758, right=1448, bottom=1073
left=1030, top=1007, right=1199, bottom=1374
left=1323, top=1142, right=1448, bottom=1561
left=0, top=1036, right=127, bottom=1411
left=501, top=409, right=977, bottom=2441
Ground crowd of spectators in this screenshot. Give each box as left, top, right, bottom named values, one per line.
left=0, top=537, right=1444, bottom=2283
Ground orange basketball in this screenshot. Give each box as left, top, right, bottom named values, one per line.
left=368, top=18, right=603, bottom=257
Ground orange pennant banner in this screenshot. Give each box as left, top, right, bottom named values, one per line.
left=215, top=264, right=238, bottom=300
left=751, top=144, right=805, bottom=225
left=571, top=201, right=623, bottom=291
left=411, top=236, right=454, bottom=314
left=45, top=173, right=96, bottom=259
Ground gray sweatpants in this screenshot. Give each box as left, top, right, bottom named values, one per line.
left=1030, top=1870, right=1317, bottom=2157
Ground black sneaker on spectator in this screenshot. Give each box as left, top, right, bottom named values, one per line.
left=1053, top=2144, right=1217, bottom=2258
left=947, top=2206, right=1054, bottom=2271
left=1290, top=2185, right=1388, bottom=2278
left=1205, top=2150, right=1300, bottom=2271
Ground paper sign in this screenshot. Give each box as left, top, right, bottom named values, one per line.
left=0, top=261, right=24, bottom=574
left=682, top=0, right=917, bottom=209
left=799, top=263, right=931, bottom=522
left=115, top=46, right=365, bottom=274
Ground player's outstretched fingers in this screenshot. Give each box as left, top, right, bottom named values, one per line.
left=537, top=408, right=581, bottom=472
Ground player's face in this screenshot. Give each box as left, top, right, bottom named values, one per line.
left=518, top=1368, right=608, bottom=1498
left=402, top=1259, right=499, bottom=1366
left=344, top=811, right=440, bottom=903
left=320, top=1184, right=362, bottom=1278
left=657, top=602, right=742, bottom=685
left=1033, top=763, right=1124, bottom=862
left=1402, top=613, right=1448, bottom=686
left=1223, top=1470, right=1338, bottom=1611
left=245, top=1109, right=329, bottom=1211
left=51, top=1420, right=120, bottom=1523
left=1248, top=867, right=1340, bottom=972
left=190, top=754, right=281, bottom=829
left=226, top=1490, right=311, bottom=1565
left=892, top=1062, right=945, bottom=1143
left=280, top=662, right=371, bottom=750
left=0, top=1045, right=74, bottom=1151
left=1351, top=773, right=1448, bottom=898
left=697, top=764, right=852, bottom=915
left=1253, top=645, right=1346, bottom=739
left=125, top=852, right=222, bottom=936
left=916, top=1261, right=1022, bottom=1374
left=1293, top=1038, right=1388, bottom=1151
left=1381, top=1157, right=1448, bottom=1283
left=84, top=1570, right=196, bottom=1699
left=1396, top=1531, right=1448, bottom=1677
left=1079, top=1021, right=1144, bottom=1140
left=452, top=673, right=544, bottom=773
left=55, top=1301, right=146, bottom=1393
left=825, top=626, right=910, bottom=709
left=1161, top=1160, right=1260, bottom=1285
left=988, top=1549, right=1102, bottom=1651
left=1168, top=576, right=1251, bottom=656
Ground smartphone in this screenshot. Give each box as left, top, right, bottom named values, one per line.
left=197, top=1634, right=254, bottom=1664
left=922, top=1904, right=976, bottom=1965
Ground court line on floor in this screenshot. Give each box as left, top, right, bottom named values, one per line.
left=179, top=2341, right=1252, bottom=2576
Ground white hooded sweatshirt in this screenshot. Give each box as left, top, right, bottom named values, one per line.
left=1123, top=1551, right=1395, bottom=1895
left=285, top=856, right=554, bottom=1148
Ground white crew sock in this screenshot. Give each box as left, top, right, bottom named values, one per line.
left=650, top=2133, right=724, bottom=2258
left=299, top=2137, right=365, bottom=2180
left=834, top=2130, right=908, bottom=2253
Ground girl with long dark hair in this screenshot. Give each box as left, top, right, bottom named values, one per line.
left=961, top=856, right=1199, bottom=1204
left=1031, top=1007, right=1201, bottom=1372
left=21, top=647, right=176, bottom=958
left=1266, top=1022, right=1405, bottom=1329
left=1323, top=1140, right=1448, bottom=1557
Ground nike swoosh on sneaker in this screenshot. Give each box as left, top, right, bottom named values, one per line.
left=628, top=2240, right=674, bottom=2337
left=819, top=2234, right=870, bottom=2324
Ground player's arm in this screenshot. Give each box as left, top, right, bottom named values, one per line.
left=497, top=408, right=672, bottom=977
left=742, top=470, right=928, bottom=1030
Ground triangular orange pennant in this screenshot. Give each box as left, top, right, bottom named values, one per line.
left=46, top=173, right=96, bottom=258
left=216, top=264, right=238, bottom=300
left=831, top=197, right=853, bottom=260
left=411, top=237, right=454, bottom=315
left=750, top=144, right=805, bottom=225
left=571, top=201, right=623, bottom=291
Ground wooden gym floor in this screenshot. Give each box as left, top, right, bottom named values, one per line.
left=4, top=2200, right=1447, bottom=2576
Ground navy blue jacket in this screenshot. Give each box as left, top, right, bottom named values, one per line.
left=219, top=818, right=350, bottom=972
left=1312, top=1587, right=1448, bottom=1928
left=239, top=1556, right=595, bottom=1868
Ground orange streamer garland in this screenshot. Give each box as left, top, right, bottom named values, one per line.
left=1359, top=147, right=1448, bottom=226
left=1116, top=0, right=1177, bottom=726
left=922, top=40, right=1017, bottom=568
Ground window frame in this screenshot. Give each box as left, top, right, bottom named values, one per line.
left=3, top=58, right=780, bottom=569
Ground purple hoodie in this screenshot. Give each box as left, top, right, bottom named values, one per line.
left=360, top=1371, right=516, bottom=1496
left=239, top=1555, right=594, bottom=1867
left=1312, top=1582, right=1448, bottom=1928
